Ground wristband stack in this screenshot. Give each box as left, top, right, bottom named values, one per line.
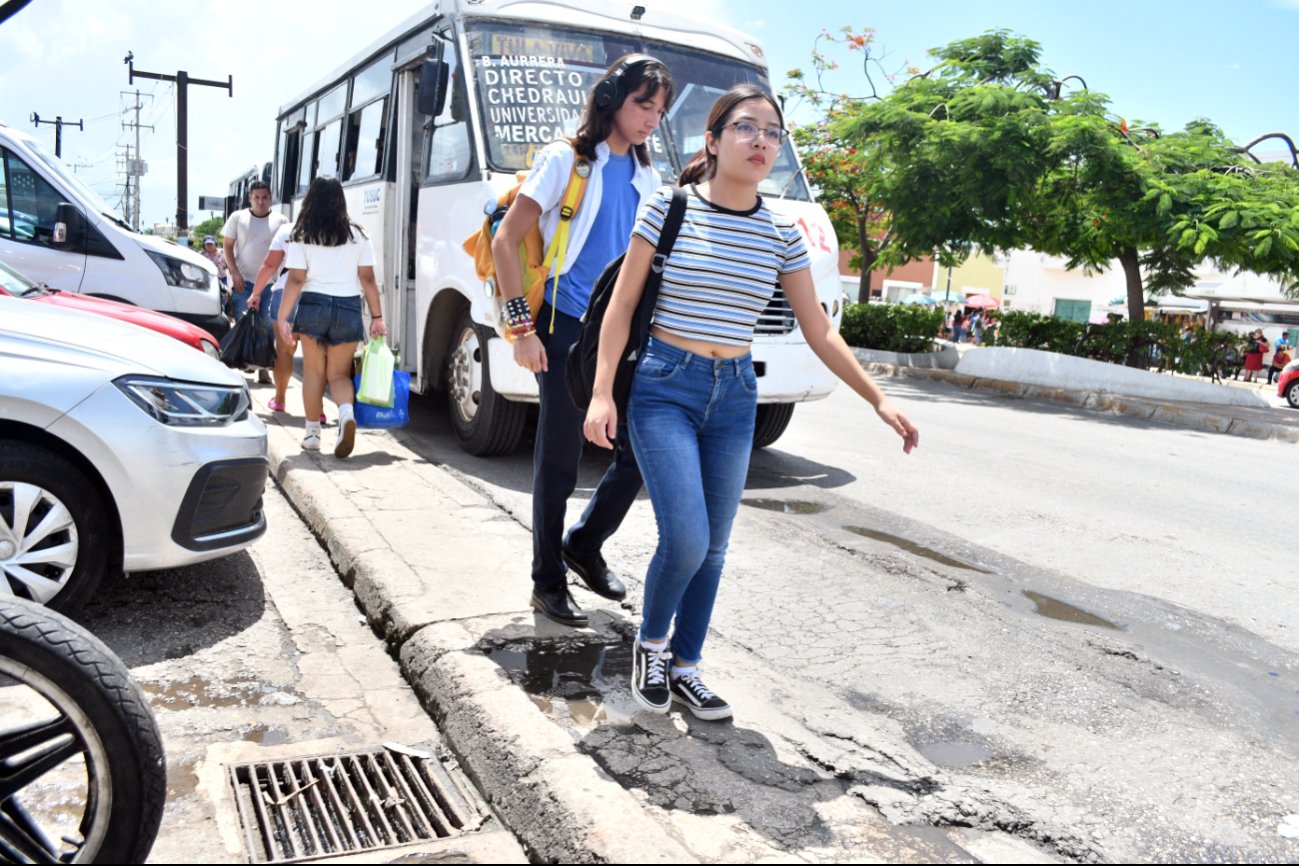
left=504, top=296, right=536, bottom=340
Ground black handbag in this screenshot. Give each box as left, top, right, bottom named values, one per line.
left=565, top=186, right=688, bottom=414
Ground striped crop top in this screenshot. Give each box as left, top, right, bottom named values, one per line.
left=631, top=185, right=811, bottom=347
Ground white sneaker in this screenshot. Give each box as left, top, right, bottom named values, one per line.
left=302, top=431, right=322, bottom=451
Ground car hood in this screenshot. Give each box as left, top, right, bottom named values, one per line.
left=28, top=289, right=217, bottom=347
left=0, top=295, right=239, bottom=384
left=134, top=232, right=216, bottom=273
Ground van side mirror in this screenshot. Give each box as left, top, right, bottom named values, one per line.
left=417, top=59, right=449, bottom=117
left=53, top=202, right=82, bottom=247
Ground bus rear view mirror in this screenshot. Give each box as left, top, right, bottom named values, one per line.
left=418, top=60, right=449, bottom=117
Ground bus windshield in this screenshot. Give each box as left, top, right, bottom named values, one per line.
left=463, top=19, right=810, bottom=201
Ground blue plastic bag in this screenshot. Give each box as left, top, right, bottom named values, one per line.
left=352, top=371, right=409, bottom=429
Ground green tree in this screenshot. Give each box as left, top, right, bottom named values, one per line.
left=785, top=28, right=915, bottom=302
left=829, top=30, right=1299, bottom=351
left=189, top=215, right=225, bottom=248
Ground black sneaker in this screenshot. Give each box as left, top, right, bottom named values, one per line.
left=670, top=671, right=732, bottom=721
left=632, top=642, right=672, bottom=714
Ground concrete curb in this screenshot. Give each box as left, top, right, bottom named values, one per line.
left=257, top=390, right=692, bottom=863
left=857, top=359, right=1299, bottom=445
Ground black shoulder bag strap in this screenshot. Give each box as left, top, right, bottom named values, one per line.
left=629, top=186, right=689, bottom=360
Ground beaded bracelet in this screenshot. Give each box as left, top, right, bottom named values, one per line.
left=504, top=296, right=534, bottom=338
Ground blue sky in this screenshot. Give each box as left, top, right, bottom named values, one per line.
left=1, top=0, right=1294, bottom=228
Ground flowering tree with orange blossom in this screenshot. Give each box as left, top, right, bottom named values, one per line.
left=785, top=28, right=916, bottom=302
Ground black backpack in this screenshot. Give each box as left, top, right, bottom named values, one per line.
left=565, top=186, right=688, bottom=415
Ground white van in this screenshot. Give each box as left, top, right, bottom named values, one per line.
left=0, top=122, right=227, bottom=336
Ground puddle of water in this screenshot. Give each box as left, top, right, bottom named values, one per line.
left=917, top=740, right=994, bottom=769
left=167, top=761, right=199, bottom=800
left=1022, top=590, right=1120, bottom=630
left=741, top=498, right=832, bottom=515
left=138, top=675, right=267, bottom=709
left=485, top=641, right=637, bottom=726
left=844, top=526, right=992, bottom=573
left=243, top=724, right=292, bottom=746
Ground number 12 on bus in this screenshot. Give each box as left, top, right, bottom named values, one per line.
left=268, top=0, right=844, bottom=457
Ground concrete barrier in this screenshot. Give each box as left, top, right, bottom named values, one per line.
left=954, top=347, right=1269, bottom=409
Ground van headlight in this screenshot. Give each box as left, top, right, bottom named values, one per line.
left=145, top=250, right=210, bottom=290
left=115, top=376, right=249, bottom=426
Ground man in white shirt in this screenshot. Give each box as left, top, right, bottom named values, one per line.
left=222, top=180, right=287, bottom=322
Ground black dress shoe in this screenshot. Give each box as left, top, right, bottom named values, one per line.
left=531, top=586, right=589, bottom=627
left=561, top=544, right=627, bottom=601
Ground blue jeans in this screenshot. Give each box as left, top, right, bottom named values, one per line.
left=532, top=304, right=642, bottom=591
left=628, top=335, right=757, bottom=664
left=231, top=276, right=269, bottom=321
left=266, top=289, right=298, bottom=323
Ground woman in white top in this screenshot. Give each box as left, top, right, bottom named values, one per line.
left=276, top=177, right=386, bottom=457
left=585, top=84, right=920, bottom=722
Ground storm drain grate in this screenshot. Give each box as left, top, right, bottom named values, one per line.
left=227, top=745, right=488, bottom=863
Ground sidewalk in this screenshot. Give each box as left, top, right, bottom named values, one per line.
left=251, top=374, right=1065, bottom=864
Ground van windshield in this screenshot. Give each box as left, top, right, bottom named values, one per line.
left=463, top=20, right=810, bottom=201
left=24, top=138, right=128, bottom=226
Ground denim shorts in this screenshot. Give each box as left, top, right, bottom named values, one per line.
left=266, top=289, right=298, bottom=324
left=292, top=293, right=364, bottom=346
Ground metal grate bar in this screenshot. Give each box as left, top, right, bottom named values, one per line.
left=336, top=755, right=384, bottom=848
left=395, top=754, right=455, bottom=837
left=419, top=755, right=478, bottom=828
left=317, top=758, right=363, bottom=852
left=380, top=752, right=434, bottom=839
left=298, top=760, right=346, bottom=855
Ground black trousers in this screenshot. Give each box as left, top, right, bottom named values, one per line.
left=531, top=304, right=642, bottom=591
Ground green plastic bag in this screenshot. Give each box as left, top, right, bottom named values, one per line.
left=357, top=337, right=395, bottom=408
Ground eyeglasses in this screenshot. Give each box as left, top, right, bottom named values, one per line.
left=725, top=121, right=788, bottom=145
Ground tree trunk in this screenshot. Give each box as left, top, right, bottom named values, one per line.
left=856, top=218, right=877, bottom=304
left=1118, top=246, right=1146, bottom=368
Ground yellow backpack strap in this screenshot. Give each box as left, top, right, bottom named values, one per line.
left=540, top=151, right=591, bottom=332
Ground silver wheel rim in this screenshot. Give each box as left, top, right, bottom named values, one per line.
left=449, top=325, right=484, bottom=425
left=0, top=482, right=79, bottom=605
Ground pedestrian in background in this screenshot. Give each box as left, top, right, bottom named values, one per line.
left=222, top=180, right=287, bottom=322
left=1268, top=342, right=1291, bottom=385
left=584, top=83, right=919, bottom=722
left=1242, top=329, right=1267, bottom=383
left=275, top=177, right=385, bottom=457
left=491, top=55, right=675, bottom=628
left=250, top=222, right=326, bottom=424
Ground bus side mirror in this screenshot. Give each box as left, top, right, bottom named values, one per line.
left=417, top=59, right=449, bottom=117
left=53, top=202, right=82, bottom=247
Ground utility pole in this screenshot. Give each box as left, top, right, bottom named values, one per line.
left=121, top=89, right=154, bottom=232
left=29, top=113, right=83, bottom=158
left=124, top=51, right=231, bottom=233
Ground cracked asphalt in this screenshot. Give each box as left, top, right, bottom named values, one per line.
left=384, top=372, right=1299, bottom=863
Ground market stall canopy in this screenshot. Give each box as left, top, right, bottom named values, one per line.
left=900, top=293, right=939, bottom=305
left=964, top=294, right=999, bottom=308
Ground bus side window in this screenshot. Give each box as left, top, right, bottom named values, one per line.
left=344, top=98, right=387, bottom=182
left=424, top=35, right=472, bottom=184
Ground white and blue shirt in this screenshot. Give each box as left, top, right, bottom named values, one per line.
left=633, top=185, right=811, bottom=347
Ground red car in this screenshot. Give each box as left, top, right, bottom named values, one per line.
left=0, top=259, right=220, bottom=358
left=1278, top=359, right=1299, bottom=409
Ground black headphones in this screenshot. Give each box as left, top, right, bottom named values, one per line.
left=592, top=54, right=660, bottom=111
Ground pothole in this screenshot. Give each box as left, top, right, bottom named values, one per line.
left=844, top=526, right=992, bottom=573
left=1023, top=590, right=1121, bottom=630
left=481, top=639, right=638, bottom=727
left=741, top=498, right=832, bottom=515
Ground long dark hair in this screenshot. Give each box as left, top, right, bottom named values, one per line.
left=570, top=55, right=674, bottom=168
left=679, top=83, right=784, bottom=186
left=291, top=176, right=364, bottom=246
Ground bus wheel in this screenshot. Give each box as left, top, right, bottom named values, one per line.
left=753, top=403, right=795, bottom=449
left=446, top=309, right=527, bottom=457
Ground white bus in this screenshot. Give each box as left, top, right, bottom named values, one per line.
left=269, top=0, right=844, bottom=455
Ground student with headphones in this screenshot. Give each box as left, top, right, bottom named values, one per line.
left=491, top=55, right=675, bottom=627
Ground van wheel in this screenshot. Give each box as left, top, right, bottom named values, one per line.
left=0, top=442, right=111, bottom=615
left=753, top=403, right=795, bottom=449
left=446, top=309, right=527, bottom=456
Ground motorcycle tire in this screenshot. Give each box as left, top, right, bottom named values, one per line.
left=0, top=598, right=166, bottom=863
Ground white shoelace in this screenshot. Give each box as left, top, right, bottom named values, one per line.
left=643, top=648, right=672, bottom=687
left=676, top=672, right=717, bottom=702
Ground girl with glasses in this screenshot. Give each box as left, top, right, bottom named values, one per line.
left=584, top=83, right=920, bottom=721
